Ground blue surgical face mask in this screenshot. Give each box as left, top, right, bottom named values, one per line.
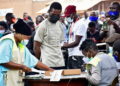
left=86, top=52, right=94, bottom=61
left=108, top=11, right=119, bottom=20
left=21, top=40, right=28, bottom=45
left=88, top=57, right=93, bottom=61
left=66, top=17, right=73, bottom=23
left=108, top=11, right=119, bottom=16
left=89, top=16, right=98, bottom=21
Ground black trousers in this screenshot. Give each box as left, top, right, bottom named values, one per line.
left=62, top=49, right=69, bottom=69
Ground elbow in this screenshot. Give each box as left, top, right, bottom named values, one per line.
left=74, top=42, right=79, bottom=47
left=88, top=78, right=100, bottom=85
left=92, top=79, right=100, bottom=85
left=86, top=75, right=101, bottom=85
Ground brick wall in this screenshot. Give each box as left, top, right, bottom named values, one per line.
left=0, top=0, right=52, bottom=21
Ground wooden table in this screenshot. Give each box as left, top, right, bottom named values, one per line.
left=24, top=73, right=88, bottom=86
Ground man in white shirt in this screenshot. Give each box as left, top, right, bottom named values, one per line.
left=34, top=2, right=65, bottom=69
left=62, top=19, right=88, bottom=70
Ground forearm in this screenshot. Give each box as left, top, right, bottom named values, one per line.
left=62, top=36, right=82, bottom=48
left=86, top=66, right=101, bottom=85
left=36, top=61, right=53, bottom=71
left=63, top=42, right=79, bottom=48
left=86, top=73, right=100, bottom=85
left=1, top=61, right=23, bottom=70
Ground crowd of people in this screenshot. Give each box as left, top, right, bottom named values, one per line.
left=0, top=1, right=120, bottom=86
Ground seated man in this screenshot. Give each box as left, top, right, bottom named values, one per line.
left=80, top=39, right=118, bottom=86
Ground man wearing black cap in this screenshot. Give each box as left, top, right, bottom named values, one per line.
left=34, top=2, right=65, bottom=69
left=0, top=19, right=53, bottom=86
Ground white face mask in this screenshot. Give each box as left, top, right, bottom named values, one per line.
left=66, top=17, right=73, bottom=23
left=0, top=30, right=5, bottom=34
left=21, top=40, right=29, bottom=45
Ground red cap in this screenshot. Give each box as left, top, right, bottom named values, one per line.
left=64, top=5, right=76, bottom=17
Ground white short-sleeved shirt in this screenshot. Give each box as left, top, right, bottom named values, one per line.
left=68, top=20, right=88, bottom=57
left=34, top=19, right=65, bottom=67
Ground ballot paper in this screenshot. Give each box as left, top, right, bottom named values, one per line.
left=50, top=70, right=63, bottom=82
left=31, top=68, right=45, bottom=74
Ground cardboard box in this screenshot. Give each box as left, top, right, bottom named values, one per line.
left=62, top=69, right=81, bottom=76
left=45, top=69, right=81, bottom=76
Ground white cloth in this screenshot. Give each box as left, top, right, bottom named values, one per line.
left=79, top=17, right=90, bottom=29
left=68, top=20, right=88, bottom=57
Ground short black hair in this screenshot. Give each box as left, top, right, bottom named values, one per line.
left=48, top=2, right=62, bottom=12
left=112, top=2, right=120, bottom=6
left=5, top=13, right=14, bottom=20
left=88, top=22, right=96, bottom=28
left=36, top=15, right=44, bottom=20
left=113, top=40, right=120, bottom=53
left=80, top=39, right=98, bottom=51
left=112, top=2, right=120, bottom=10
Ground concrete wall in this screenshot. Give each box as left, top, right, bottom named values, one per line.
left=88, top=0, right=120, bottom=12
left=32, top=0, right=50, bottom=20
left=0, top=0, right=33, bottom=20
left=0, top=0, right=120, bottom=20
left=0, top=0, right=52, bottom=21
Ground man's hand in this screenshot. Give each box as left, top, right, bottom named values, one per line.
left=107, top=19, right=114, bottom=25
left=21, top=65, right=31, bottom=72
left=48, top=68, right=54, bottom=71
left=63, top=42, right=69, bottom=46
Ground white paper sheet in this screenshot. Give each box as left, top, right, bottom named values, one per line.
left=50, top=70, right=63, bottom=82
left=31, top=68, right=45, bottom=74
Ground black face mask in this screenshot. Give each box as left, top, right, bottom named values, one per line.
left=49, top=15, right=60, bottom=23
